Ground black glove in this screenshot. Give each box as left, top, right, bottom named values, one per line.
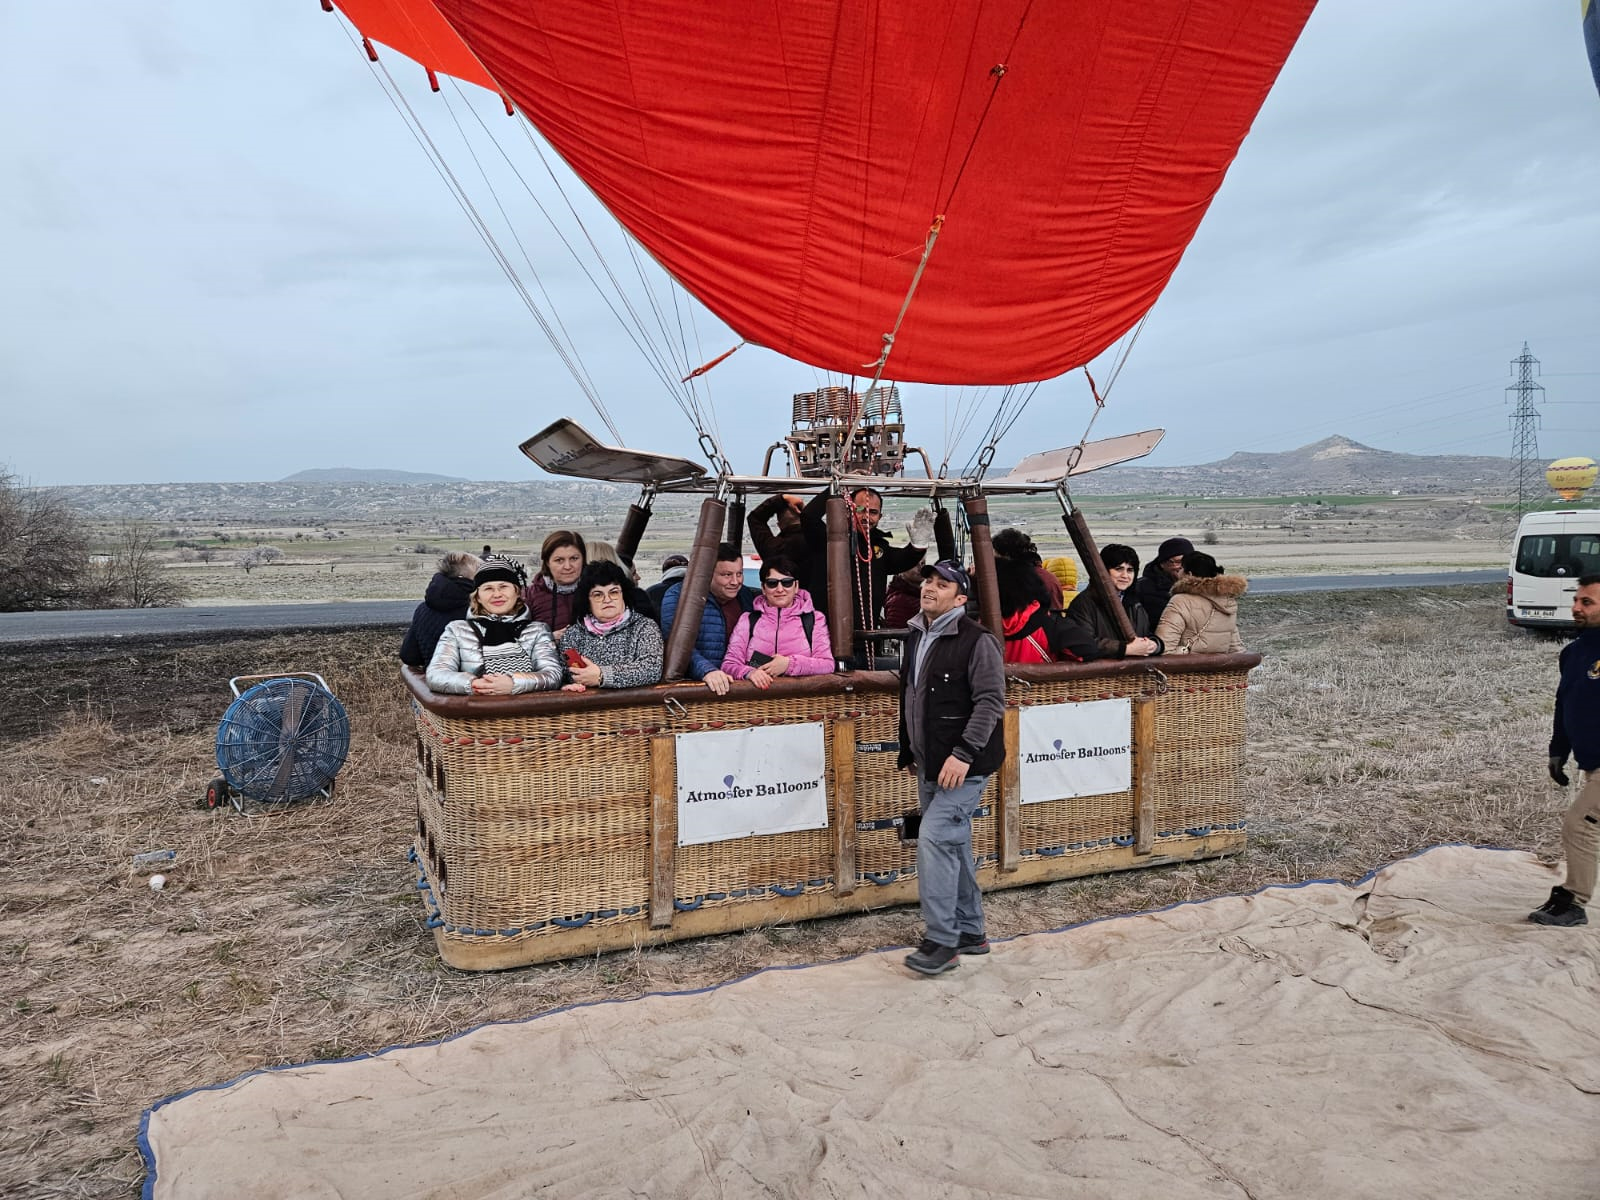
left=1549, top=755, right=1571, bottom=786
left=897, top=749, right=915, bottom=772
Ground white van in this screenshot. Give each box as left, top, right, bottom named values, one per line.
left=1507, top=510, right=1600, bottom=631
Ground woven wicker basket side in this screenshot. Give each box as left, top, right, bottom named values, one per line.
left=405, top=658, right=1257, bottom=969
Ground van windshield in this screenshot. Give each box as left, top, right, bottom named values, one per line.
left=1515, top=533, right=1600, bottom=579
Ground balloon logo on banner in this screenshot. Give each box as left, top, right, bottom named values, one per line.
left=723, top=775, right=736, bottom=789
left=1053, top=739, right=1064, bottom=752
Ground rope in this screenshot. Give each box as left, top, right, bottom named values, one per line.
left=842, top=9, right=1033, bottom=472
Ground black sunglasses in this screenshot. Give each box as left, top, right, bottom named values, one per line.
left=762, top=575, right=798, bottom=588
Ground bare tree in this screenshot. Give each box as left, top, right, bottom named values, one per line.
left=235, top=545, right=283, bottom=574
left=94, top=521, right=189, bottom=608
left=0, top=469, right=91, bottom=610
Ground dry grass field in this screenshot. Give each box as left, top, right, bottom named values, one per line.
left=74, top=487, right=1515, bottom=604
left=0, top=583, right=1569, bottom=1198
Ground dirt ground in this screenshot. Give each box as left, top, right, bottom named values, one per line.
left=0, top=583, right=1570, bottom=1198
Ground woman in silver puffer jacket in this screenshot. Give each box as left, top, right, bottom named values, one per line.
left=425, top=556, right=565, bottom=696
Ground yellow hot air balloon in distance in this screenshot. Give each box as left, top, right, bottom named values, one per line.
left=1546, top=457, right=1598, bottom=501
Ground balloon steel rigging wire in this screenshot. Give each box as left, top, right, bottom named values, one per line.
left=341, top=22, right=628, bottom=443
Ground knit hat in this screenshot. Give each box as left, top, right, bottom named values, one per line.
left=1157, top=537, right=1195, bottom=562
left=474, top=555, right=527, bottom=589
left=660, top=553, right=689, bottom=571
left=1043, top=556, right=1078, bottom=593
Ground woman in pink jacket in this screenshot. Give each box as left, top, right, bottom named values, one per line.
left=721, top=557, right=835, bottom=688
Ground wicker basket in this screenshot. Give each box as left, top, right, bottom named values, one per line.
left=403, top=654, right=1256, bottom=970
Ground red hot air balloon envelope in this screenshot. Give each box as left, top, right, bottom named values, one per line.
left=331, top=1, right=1314, bottom=385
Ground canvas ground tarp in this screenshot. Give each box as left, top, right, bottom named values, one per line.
left=141, top=846, right=1600, bottom=1199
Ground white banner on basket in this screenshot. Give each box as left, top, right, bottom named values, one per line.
left=676, top=723, right=830, bottom=846
left=1018, top=699, right=1131, bottom=804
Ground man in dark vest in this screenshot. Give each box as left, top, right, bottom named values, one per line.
left=897, top=560, right=1005, bottom=975
left=1530, top=575, right=1600, bottom=927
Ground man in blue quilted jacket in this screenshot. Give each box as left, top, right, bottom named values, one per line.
left=658, top=543, right=756, bottom=695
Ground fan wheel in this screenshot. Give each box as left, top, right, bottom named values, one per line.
left=204, top=776, right=240, bottom=813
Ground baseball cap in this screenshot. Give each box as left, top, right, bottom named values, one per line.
left=920, top=559, right=971, bottom=594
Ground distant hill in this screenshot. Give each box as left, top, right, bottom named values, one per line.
left=1077, top=435, right=1515, bottom=497
left=280, top=468, right=466, bottom=484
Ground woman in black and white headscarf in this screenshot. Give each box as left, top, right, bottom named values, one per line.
left=425, top=556, right=565, bottom=696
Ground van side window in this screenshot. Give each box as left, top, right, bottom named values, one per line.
left=1517, top=534, right=1594, bottom=578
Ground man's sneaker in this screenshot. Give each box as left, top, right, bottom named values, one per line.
left=956, top=932, right=991, bottom=956
left=1528, top=886, right=1589, bottom=927
left=904, top=940, right=959, bottom=976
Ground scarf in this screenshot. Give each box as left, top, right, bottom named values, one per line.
left=468, top=611, right=532, bottom=647
left=545, top=575, right=579, bottom=595
left=583, top=609, right=633, bottom=637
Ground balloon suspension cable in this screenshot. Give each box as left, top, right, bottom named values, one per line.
left=697, top=429, right=733, bottom=486
left=333, top=20, right=629, bottom=444
left=1053, top=480, right=1076, bottom=518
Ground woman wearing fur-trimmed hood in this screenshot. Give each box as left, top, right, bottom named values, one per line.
left=1154, top=552, right=1247, bottom=654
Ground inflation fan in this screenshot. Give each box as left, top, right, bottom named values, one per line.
left=205, top=673, right=349, bottom=811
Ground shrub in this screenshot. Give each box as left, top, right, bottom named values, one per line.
left=0, top=468, right=92, bottom=610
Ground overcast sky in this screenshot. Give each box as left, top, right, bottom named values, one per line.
left=3, top=4, right=1597, bottom=486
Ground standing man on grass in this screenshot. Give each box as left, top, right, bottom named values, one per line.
left=897, top=560, right=1005, bottom=975
left=1529, top=575, right=1600, bottom=927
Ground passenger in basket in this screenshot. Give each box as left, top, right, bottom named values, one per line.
left=559, top=561, right=665, bottom=692
left=721, top=556, right=835, bottom=689
left=992, top=527, right=1065, bottom=613
left=1042, top=556, right=1078, bottom=606
left=523, top=530, right=587, bottom=639
left=1063, top=545, right=1161, bottom=659
left=658, top=542, right=757, bottom=695
left=883, top=565, right=923, bottom=629
left=425, top=556, right=565, bottom=696
left=644, top=552, right=689, bottom=611
left=400, top=550, right=480, bottom=669
left=899, top=560, right=1006, bottom=976
left=995, top=556, right=1106, bottom=664
left=1134, top=535, right=1192, bottom=624
left=800, top=486, right=930, bottom=628
left=1529, top=575, right=1600, bottom=928
left=586, top=539, right=658, bottom=623
left=1154, top=552, right=1246, bottom=654
left=747, top=493, right=808, bottom=565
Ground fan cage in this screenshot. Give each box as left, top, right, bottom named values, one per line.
left=215, top=679, right=350, bottom=803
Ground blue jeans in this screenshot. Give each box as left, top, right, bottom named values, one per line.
left=916, top=771, right=988, bottom=947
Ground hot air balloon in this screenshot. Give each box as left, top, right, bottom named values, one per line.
left=330, top=1, right=1311, bottom=383
left=1586, top=0, right=1600, bottom=100
left=1547, top=456, right=1599, bottom=501
left=335, top=1, right=1315, bottom=968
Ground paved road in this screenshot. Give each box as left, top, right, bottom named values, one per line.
left=0, top=571, right=1506, bottom=645
left=1247, top=569, right=1503, bottom=595
left=0, top=600, right=417, bottom=644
